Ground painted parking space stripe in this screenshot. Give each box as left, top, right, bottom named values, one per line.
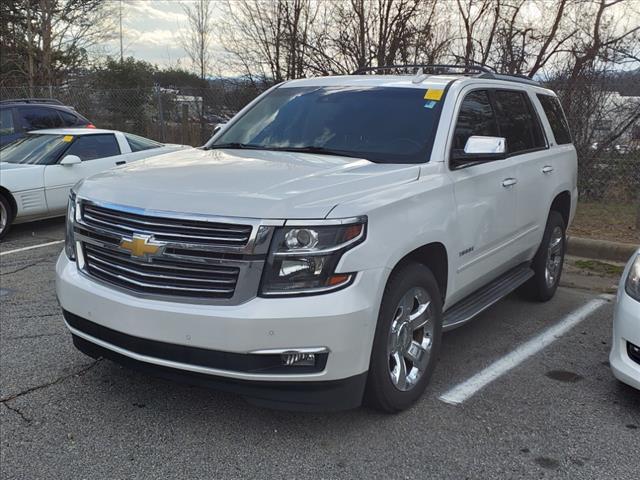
left=439, top=296, right=612, bottom=405
left=0, top=240, right=64, bottom=257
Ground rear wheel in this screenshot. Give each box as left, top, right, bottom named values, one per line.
left=365, top=263, right=443, bottom=412
left=0, top=194, right=12, bottom=240
left=523, top=210, right=566, bottom=301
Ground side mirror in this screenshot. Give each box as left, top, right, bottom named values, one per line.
left=452, top=136, right=507, bottom=163
left=60, top=154, right=81, bottom=166
left=212, top=123, right=227, bottom=136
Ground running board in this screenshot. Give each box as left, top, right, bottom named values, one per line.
left=443, top=263, right=534, bottom=331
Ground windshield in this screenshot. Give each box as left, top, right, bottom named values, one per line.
left=0, top=134, right=70, bottom=165
left=209, top=86, right=446, bottom=163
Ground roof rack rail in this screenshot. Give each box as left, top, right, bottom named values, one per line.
left=0, top=98, right=64, bottom=106
left=352, top=64, right=495, bottom=75
left=491, top=73, right=541, bottom=86
left=351, top=64, right=541, bottom=86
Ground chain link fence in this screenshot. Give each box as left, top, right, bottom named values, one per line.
left=1, top=83, right=638, bottom=243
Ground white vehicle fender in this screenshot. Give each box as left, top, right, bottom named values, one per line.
left=331, top=164, right=456, bottom=292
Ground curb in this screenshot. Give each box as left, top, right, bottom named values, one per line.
left=567, top=236, right=638, bottom=263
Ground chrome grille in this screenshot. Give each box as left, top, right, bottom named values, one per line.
left=82, top=203, right=253, bottom=247
left=74, top=200, right=279, bottom=304
left=83, top=244, right=239, bottom=299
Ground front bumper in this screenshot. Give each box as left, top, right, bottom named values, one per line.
left=610, top=286, right=640, bottom=390
left=56, top=253, right=387, bottom=409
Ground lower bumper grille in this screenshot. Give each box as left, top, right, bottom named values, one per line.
left=64, top=311, right=327, bottom=374
left=83, top=243, right=239, bottom=299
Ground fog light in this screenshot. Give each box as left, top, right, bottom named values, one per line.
left=281, top=351, right=316, bottom=367
left=628, top=342, right=640, bottom=365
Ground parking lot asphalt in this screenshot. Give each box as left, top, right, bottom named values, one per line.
left=1, top=219, right=639, bottom=480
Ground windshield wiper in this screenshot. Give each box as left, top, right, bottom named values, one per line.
left=207, top=143, right=364, bottom=159
left=265, top=146, right=362, bottom=159
left=206, top=142, right=262, bottom=150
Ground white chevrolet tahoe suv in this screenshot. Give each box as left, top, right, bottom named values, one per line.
left=56, top=66, right=577, bottom=412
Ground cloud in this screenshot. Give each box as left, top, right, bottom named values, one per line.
left=125, top=27, right=186, bottom=46
left=125, top=0, right=188, bottom=23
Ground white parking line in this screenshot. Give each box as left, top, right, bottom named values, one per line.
left=439, top=296, right=611, bottom=405
left=0, top=240, right=64, bottom=257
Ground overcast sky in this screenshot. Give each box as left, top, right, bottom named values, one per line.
left=103, top=0, right=224, bottom=70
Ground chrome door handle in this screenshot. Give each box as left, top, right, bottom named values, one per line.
left=542, top=166, right=554, bottom=174
left=502, top=178, right=518, bottom=188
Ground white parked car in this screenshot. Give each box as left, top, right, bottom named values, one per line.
left=56, top=66, right=578, bottom=412
left=610, top=249, right=640, bottom=390
left=0, top=128, right=189, bottom=238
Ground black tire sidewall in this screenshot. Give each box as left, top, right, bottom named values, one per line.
left=531, top=211, right=566, bottom=301
left=0, top=195, right=12, bottom=240
left=365, top=263, right=443, bottom=412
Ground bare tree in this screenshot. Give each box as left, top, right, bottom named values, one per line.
left=180, top=0, right=215, bottom=81
left=454, top=0, right=500, bottom=67
left=218, top=0, right=319, bottom=82
left=1, top=0, right=116, bottom=88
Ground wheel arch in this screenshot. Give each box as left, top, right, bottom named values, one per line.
left=550, top=190, right=571, bottom=228
left=389, top=242, right=449, bottom=302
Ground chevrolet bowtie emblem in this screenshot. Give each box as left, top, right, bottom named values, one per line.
left=120, top=234, right=163, bottom=258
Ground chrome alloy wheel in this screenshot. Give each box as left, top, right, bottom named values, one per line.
left=545, top=226, right=564, bottom=288
left=387, top=286, right=434, bottom=391
left=0, top=201, right=7, bottom=234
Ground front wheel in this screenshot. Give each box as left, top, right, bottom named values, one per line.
left=365, top=263, right=443, bottom=412
left=0, top=195, right=12, bottom=241
left=523, top=210, right=566, bottom=302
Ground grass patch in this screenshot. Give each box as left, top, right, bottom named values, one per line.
left=574, top=259, right=625, bottom=277
left=570, top=201, right=639, bottom=244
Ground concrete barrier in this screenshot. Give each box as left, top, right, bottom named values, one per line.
left=567, top=236, right=639, bottom=263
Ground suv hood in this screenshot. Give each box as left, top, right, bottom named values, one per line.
left=79, top=148, right=420, bottom=219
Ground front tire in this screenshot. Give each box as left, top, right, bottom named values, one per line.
left=365, top=263, right=443, bottom=412
left=523, top=210, right=566, bottom=302
left=0, top=195, right=12, bottom=241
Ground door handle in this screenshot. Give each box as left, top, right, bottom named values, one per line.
left=115, top=160, right=126, bottom=166
left=502, top=178, right=518, bottom=188
left=542, top=165, right=554, bottom=174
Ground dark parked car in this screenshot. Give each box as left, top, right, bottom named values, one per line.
left=0, top=99, right=94, bottom=147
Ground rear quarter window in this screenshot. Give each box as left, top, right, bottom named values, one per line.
left=537, top=94, right=572, bottom=145
left=125, top=133, right=163, bottom=152
left=58, top=110, right=82, bottom=126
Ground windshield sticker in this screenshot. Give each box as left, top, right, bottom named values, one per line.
left=424, top=89, right=444, bottom=101
left=424, top=100, right=437, bottom=109
left=62, top=135, right=74, bottom=142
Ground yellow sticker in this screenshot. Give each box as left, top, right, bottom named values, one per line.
left=62, top=135, right=73, bottom=142
left=424, top=89, right=444, bottom=101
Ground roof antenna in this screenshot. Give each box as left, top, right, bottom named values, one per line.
left=412, top=67, right=428, bottom=84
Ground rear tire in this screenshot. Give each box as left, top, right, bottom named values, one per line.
left=364, top=263, right=443, bottom=413
left=522, top=210, right=566, bottom=302
left=0, top=194, right=12, bottom=241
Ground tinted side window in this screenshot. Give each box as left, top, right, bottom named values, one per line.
left=18, top=107, right=63, bottom=130
left=537, top=94, right=572, bottom=145
left=493, top=90, right=545, bottom=154
left=65, top=134, right=120, bottom=161
left=452, top=90, right=499, bottom=151
left=125, top=133, right=162, bottom=152
left=0, top=108, right=15, bottom=135
left=58, top=110, right=81, bottom=126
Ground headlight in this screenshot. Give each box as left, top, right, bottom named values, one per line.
left=64, top=193, right=77, bottom=260
left=625, top=254, right=640, bottom=301
left=259, top=217, right=367, bottom=296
